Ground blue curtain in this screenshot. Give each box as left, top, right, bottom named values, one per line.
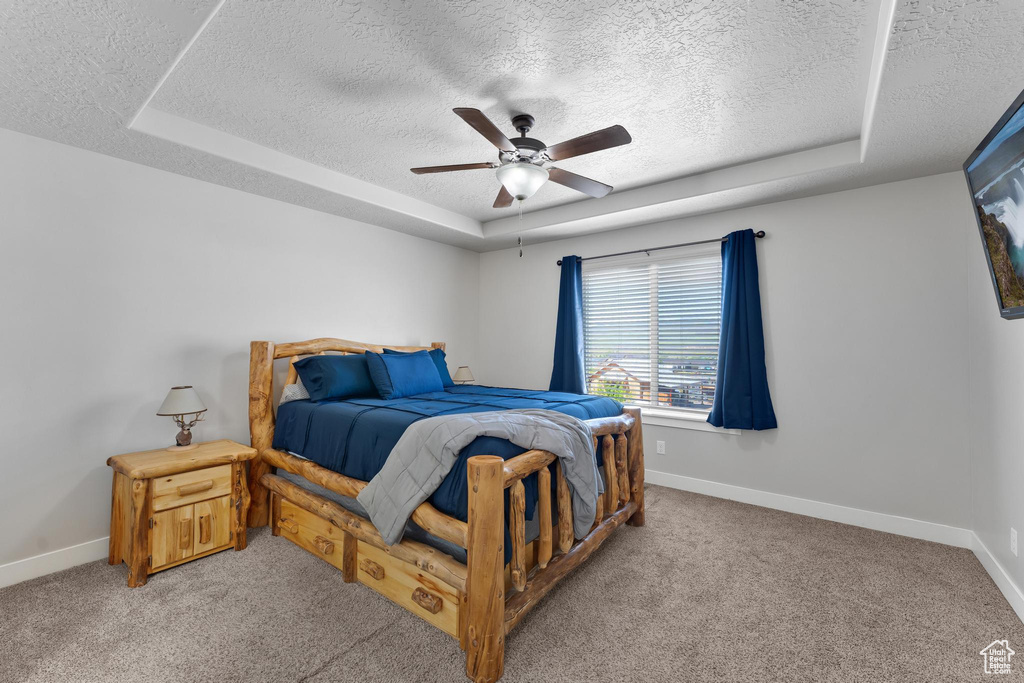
left=708, top=229, right=777, bottom=430
left=549, top=255, right=586, bottom=394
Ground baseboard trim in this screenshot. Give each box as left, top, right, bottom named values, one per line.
left=645, top=469, right=973, bottom=548
left=971, top=533, right=1024, bottom=624
left=0, top=537, right=109, bottom=589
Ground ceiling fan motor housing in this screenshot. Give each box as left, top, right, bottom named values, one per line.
left=505, top=113, right=546, bottom=161
left=502, top=136, right=546, bottom=163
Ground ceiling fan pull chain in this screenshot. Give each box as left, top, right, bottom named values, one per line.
left=518, top=235, right=523, bottom=258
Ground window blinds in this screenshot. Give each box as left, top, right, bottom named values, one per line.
left=582, top=246, right=723, bottom=411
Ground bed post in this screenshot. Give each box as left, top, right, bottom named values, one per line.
left=247, top=340, right=275, bottom=528
left=465, top=455, right=505, bottom=683
left=623, top=406, right=645, bottom=527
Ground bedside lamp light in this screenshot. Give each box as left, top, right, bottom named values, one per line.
left=453, top=366, right=475, bottom=385
left=157, top=386, right=207, bottom=450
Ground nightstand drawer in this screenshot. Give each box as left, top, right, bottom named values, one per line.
left=152, top=465, right=231, bottom=511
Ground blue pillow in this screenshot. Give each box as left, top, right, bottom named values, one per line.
left=293, top=354, right=376, bottom=401
left=365, top=350, right=444, bottom=399
left=383, top=347, right=455, bottom=387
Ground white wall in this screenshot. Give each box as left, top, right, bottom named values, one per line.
left=968, top=204, right=1024, bottom=594
left=0, top=128, right=479, bottom=569
left=478, top=172, right=974, bottom=531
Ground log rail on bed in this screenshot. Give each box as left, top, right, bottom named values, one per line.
left=245, top=338, right=644, bottom=683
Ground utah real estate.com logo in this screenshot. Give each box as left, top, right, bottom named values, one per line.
left=980, top=640, right=1015, bottom=675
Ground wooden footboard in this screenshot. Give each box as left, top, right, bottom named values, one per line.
left=245, top=338, right=645, bottom=683
left=501, top=410, right=640, bottom=628
left=464, top=408, right=642, bottom=682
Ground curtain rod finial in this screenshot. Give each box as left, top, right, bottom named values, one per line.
left=755, top=230, right=766, bottom=238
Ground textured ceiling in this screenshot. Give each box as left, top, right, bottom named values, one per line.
left=2, top=0, right=1024, bottom=251
left=0, top=0, right=486, bottom=249
left=152, top=0, right=870, bottom=221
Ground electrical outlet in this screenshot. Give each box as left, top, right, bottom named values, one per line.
left=1012, top=528, right=1018, bottom=557
left=656, top=440, right=666, bottom=455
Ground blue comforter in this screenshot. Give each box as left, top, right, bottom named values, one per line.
left=274, top=386, right=620, bottom=551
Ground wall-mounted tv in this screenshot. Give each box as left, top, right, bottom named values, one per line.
left=965, top=87, right=1024, bottom=319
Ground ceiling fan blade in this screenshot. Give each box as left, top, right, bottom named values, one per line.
left=548, top=168, right=613, bottom=198
left=454, top=108, right=518, bottom=153
left=493, top=185, right=514, bottom=208
left=410, top=162, right=495, bottom=174
left=544, top=124, right=632, bottom=161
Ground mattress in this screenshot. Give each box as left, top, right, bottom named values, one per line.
left=273, top=385, right=620, bottom=561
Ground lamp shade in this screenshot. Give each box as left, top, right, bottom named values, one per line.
left=156, top=386, right=207, bottom=416
left=452, top=366, right=475, bottom=383
left=496, top=162, right=549, bottom=201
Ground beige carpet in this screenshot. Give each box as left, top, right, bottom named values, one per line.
left=2, top=485, right=1022, bottom=682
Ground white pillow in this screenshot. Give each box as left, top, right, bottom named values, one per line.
left=280, top=377, right=311, bottom=405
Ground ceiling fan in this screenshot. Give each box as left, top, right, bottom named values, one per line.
left=411, top=108, right=632, bottom=208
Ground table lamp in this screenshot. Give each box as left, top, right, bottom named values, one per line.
left=157, top=386, right=207, bottom=450
left=453, top=366, right=475, bottom=385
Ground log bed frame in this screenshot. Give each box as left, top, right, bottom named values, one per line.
left=245, top=338, right=645, bottom=683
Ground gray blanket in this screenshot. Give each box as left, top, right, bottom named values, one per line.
left=356, top=409, right=602, bottom=546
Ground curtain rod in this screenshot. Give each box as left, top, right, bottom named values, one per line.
left=555, top=230, right=766, bottom=266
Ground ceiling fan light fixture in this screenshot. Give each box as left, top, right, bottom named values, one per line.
left=496, top=162, right=549, bottom=201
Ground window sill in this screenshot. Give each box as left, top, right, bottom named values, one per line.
left=636, top=407, right=741, bottom=435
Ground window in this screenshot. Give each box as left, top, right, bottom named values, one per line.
left=582, top=245, right=722, bottom=412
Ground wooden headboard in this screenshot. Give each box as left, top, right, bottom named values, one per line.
left=246, top=338, right=444, bottom=525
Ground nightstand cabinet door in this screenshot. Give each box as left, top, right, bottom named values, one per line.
left=152, top=505, right=195, bottom=569
left=194, top=496, right=232, bottom=554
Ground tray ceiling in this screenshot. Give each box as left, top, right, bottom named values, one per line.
left=150, top=0, right=870, bottom=221
left=2, top=0, right=1023, bottom=250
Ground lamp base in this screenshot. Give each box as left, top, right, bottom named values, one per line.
left=167, top=443, right=199, bottom=452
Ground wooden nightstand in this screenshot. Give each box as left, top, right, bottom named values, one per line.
left=107, top=439, right=257, bottom=587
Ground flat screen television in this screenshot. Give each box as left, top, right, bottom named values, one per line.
left=965, top=87, right=1024, bottom=319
